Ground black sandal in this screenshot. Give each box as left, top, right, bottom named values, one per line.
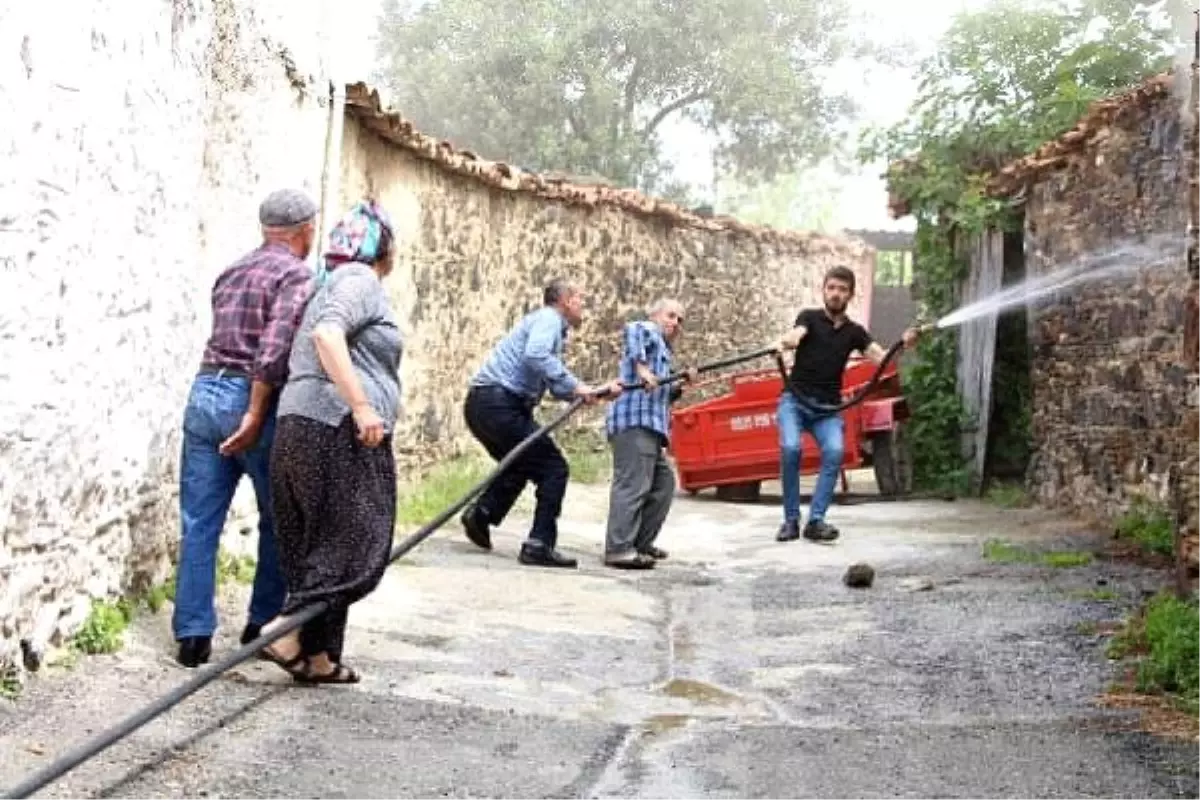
left=261, top=646, right=309, bottom=680
left=294, top=663, right=361, bottom=685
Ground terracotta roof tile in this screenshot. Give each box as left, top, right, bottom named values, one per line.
left=342, top=82, right=870, bottom=253
left=986, top=69, right=1185, bottom=198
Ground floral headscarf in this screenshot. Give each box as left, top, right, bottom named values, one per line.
left=319, top=199, right=396, bottom=283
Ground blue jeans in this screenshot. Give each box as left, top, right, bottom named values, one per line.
left=777, top=391, right=844, bottom=524
left=171, top=373, right=287, bottom=640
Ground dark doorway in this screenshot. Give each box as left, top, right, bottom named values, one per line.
left=984, top=224, right=1033, bottom=484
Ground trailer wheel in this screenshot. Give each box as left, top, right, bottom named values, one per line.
left=870, top=426, right=912, bottom=497
left=715, top=482, right=762, bottom=503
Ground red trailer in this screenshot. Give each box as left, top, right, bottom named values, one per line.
left=668, top=357, right=912, bottom=501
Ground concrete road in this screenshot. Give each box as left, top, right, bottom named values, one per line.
left=1, top=476, right=1197, bottom=798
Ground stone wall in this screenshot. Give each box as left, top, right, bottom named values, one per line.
left=0, top=0, right=332, bottom=665
left=0, top=20, right=876, bottom=668
left=338, top=92, right=876, bottom=465
left=1013, top=75, right=1198, bottom=544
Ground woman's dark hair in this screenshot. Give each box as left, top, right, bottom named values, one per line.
left=375, top=223, right=394, bottom=264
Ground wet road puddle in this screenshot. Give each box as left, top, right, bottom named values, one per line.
left=659, top=678, right=741, bottom=706
left=641, top=713, right=692, bottom=735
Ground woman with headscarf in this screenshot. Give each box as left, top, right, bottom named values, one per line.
left=261, top=199, right=402, bottom=684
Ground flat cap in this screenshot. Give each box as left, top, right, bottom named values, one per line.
left=259, top=188, right=318, bottom=228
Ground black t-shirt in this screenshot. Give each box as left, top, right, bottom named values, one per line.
left=786, top=308, right=874, bottom=404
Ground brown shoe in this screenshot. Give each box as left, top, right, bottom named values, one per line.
left=604, top=552, right=656, bottom=570
left=639, top=546, right=668, bottom=560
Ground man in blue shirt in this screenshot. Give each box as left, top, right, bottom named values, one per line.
left=603, top=299, right=697, bottom=569
left=461, top=279, right=623, bottom=568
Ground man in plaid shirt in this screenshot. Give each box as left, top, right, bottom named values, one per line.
left=603, top=298, right=697, bottom=570
left=172, top=188, right=318, bottom=668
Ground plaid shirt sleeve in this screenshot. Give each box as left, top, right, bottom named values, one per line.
left=253, top=265, right=313, bottom=385
left=628, top=322, right=649, bottom=368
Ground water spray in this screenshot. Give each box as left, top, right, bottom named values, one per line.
left=929, top=233, right=1189, bottom=332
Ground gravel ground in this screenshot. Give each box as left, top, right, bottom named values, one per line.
left=1, top=474, right=1196, bottom=799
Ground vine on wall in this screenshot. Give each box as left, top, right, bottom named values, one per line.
left=891, top=179, right=1015, bottom=494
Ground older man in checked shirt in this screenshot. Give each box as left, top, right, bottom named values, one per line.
left=603, top=298, right=697, bottom=570
left=172, top=188, right=318, bottom=668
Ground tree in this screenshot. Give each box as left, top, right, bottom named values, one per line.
left=862, top=0, right=1177, bottom=186
left=375, top=0, right=896, bottom=195
left=715, top=164, right=846, bottom=233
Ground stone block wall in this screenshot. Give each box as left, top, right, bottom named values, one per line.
left=0, top=0, right=332, bottom=664
left=0, top=9, right=876, bottom=667
left=337, top=98, right=876, bottom=466
left=1019, top=78, right=1198, bottom=539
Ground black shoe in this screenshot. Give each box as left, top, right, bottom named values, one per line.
left=240, top=623, right=262, bottom=645
left=461, top=504, right=493, bottom=550
left=176, top=636, right=212, bottom=668
left=776, top=520, right=801, bottom=542
left=518, top=543, right=578, bottom=568
left=639, top=546, right=668, bottom=560
left=803, top=520, right=840, bottom=542
left=241, top=623, right=272, bottom=660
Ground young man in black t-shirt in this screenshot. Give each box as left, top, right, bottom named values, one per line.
left=771, top=266, right=920, bottom=543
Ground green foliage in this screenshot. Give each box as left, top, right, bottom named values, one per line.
left=1114, top=496, right=1176, bottom=557
left=552, top=426, right=611, bottom=484
left=900, top=327, right=971, bottom=493
left=0, top=662, right=20, bottom=700
left=985, top=482, right=1031, bottom=508
left=143, top=577, right=176, bottom=614
left=397, top=456, right=494, bottom=526
left=879, top=0, right=1173, bottom=162
left=71, top=598, right=136, bottom=655
left=1107, top=591, right=1199, bottom=714
left=716, top=164, right=845, bottom=232
left=376, top=0, right=899, bottom=193
left=857, top=0, right=1174, bottom=493
left=1041, top=550, right=1095, bottom=568
left=1067, top=587, right=1119, bottom=601
left=874, top=250, right=914, bottom=288
left=982, top=538, right=1093, bottom=567
left=1139, top=594, right=1200, bottom=713
left=216, top=550, right=257, bottom=587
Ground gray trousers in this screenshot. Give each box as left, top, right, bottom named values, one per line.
left=604, top=427, right=676, bottom=556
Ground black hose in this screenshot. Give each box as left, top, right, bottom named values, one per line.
left=1, top=344, right=776, bottom=800
left=1, top=396, right=586, bottom=800
left=616, top=345, right=776, bottom=393
left=773, top=339, right=907, bottom=419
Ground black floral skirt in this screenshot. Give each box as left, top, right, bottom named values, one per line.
left=269, top=414, right=395, bottom=656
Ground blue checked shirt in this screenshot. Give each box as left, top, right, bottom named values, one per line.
left=606, top=320, right=682, bottom=441
left=471, top=306, right=580, bottom=402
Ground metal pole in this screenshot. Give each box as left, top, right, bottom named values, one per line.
left=315, top=0, right=346, bottom=264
